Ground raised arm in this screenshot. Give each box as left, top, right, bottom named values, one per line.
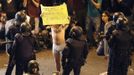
left=32, top=0, right=40, bottom=7
left=91, top=0, right=101, bottom=9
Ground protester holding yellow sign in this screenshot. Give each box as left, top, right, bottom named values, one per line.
left=41, top=3, right=69, bottom=75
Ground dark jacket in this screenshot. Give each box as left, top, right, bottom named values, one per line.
left=12, top=33, right=37, bottom=61
left=62, top=38, right=89, bottom=67
left=109, top=29, right=132, bottom=56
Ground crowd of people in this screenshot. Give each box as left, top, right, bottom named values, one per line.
left=0, top=0, right=134, bottom=75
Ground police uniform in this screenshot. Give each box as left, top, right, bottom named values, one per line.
left=107, top=28, right=132, bottom=75
left=12, top=22, right=37, bottom=75
left=62, top=26, right=89, bottom=75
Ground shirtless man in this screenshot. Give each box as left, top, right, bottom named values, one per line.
left=50, top=24, right=68, bottom=74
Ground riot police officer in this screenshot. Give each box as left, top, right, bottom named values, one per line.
left=12, top=22, right=37, bottom=75
left=107, top=15, right=133, bottom=75
left=62, top=26, right=89, bottom=75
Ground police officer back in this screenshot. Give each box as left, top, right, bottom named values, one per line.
left=12, top=22, right=37, bottom=75
left=62, top=26, right=89, bottom=75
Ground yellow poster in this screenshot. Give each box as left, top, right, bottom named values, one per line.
left=41, top=3, right=70, bottom=25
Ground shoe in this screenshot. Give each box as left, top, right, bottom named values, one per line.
left=52, top=71, right=60, bottom=75
left=130, top=68, right=134, bottom=72
left=99, top=71, right=107, bottom=75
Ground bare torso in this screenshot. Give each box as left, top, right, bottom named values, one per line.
left=51, top=25, right=68, bottom=45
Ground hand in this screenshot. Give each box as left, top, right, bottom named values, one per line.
left=112, top=29, right=118, bottom=35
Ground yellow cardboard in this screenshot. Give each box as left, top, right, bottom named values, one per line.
left=41, top=3, right=69, bottom=25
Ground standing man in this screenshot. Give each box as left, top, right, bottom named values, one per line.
left=50, top=24, right=68, bottom=75
left=86, top=0, right=102, bottom=47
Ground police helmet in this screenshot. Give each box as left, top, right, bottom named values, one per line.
left=69, top=26, right=83, bottom=39
left=20, top=22, right=31, bottom=33
left=28, top=60, right=39, bottom=74
left=116, top=17, right=124, bottom=25
left=113, top=12, right=120, bottom=22
left=116, top=17, right=127, bottom=30
left=15, top=11, right=26, bottom=22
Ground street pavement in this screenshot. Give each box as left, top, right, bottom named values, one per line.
left=0, top=48, right=134, bottom=75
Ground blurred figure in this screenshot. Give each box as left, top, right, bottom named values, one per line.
left=101, top=0, right=112, bottom=13
left=110, top=0, right=133, bottom=28
left=0, top=12, right=6, bottom=50
left=0, top=12, right=6, bottom=40
left=40, top=0, right=66, bottom=6
left=25, top=0, right=41, bottom=34
left=97, top=11, right=111, bottom=57
left=0, top=0, right=18, bottom=20
left=86, top=0, right=102, bottom=47
left=5, top=11, right=27, bottom=75
left=6, top=10, right=27, bottom=53
left=34, top=29, right=52, bottom=50
left=62, top=26, right=89, bottom=75
left=65, top=11, right=77, bottom=39
left=97, top=11, right=112, bottom=75
left=111, top=0, right=131, bottom=16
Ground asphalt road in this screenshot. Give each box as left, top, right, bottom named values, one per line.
left=0, top=48, right=134, bottom=75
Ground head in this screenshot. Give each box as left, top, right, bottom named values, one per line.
left=113, top=12, right=120, bottom=22
left=15, top=11, right=26, bottom=23
left=116, top=17, right=126, bottom=30
left=101, top=11, right=110, bottom=24
left=69, top=26, right=83, bottom=39
left=28, top=60, right=39, bottom=74
left=20, top=22, right=31, bottom=35
left=0, top=12, right=7, bottom=23
left=113, top=12, right=128, bottom=23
